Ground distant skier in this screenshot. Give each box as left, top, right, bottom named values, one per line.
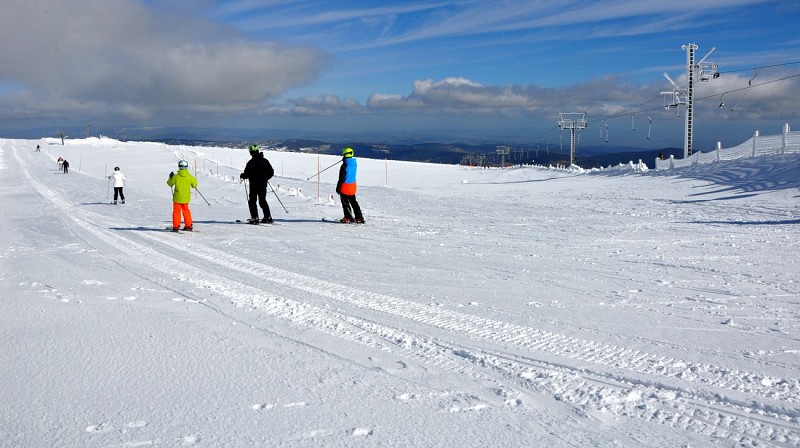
left=62, top=159, right=70, bottom=174
left=36, top=144, right=40, bottom=152
left=167, top=160, right=197, bottom=231
left=109, top=166, right=126, bottom=204
left=336, top=147, right=364, bottom=224
left=57, top=156, right=64, bottom=169
left=239, top=144, right=274, bottom=224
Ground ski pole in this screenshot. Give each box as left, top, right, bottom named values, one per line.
left=106, top=176, right=111, bottom=201
left=242, top=179, right=249, bottom=202
left=194, top=187, right=211, bottom=206
left=268, top=181, right=288, bottom=213
left=306, top=160, right=341, bottom=180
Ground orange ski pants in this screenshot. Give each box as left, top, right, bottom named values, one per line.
left=172, top=202, right=193, bottom=229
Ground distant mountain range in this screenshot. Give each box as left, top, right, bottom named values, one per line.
left=151, top=137, right=682, bottom=169
left=3, top=125, right=681, bottom=168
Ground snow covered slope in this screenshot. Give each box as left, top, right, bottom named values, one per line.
left=1, top=137, right=799, bottom=447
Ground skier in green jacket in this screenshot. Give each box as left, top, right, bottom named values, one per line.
left=167, top=160, right=198, bottom=231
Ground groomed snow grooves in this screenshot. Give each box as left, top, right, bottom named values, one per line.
left=18, top=144, right=800, bottom=447
left=88, top=224, right=800, bottom=445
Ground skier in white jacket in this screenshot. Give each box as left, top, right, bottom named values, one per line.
left=109, top=167, right=127, bottom=204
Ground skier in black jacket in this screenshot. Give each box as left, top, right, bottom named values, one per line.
left=239, top=145, right=274, bottom=224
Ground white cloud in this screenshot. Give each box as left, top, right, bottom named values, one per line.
left=0, top=0, right=329, bottom=120
left=286, top=94, right=361, bottom=116
left=224, top=1, right=448, bottom=31
left=367, top=77, right=565, bottom=113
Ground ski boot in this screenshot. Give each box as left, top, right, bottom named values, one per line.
left=261, top=217, right=274, bottom=224
left=183, top=226, right=193, bottom=231
left=355, top=217, right=365, bottom=224
left=339, top=217, right=354, bottom=223
left=247, top=217, right=260, bottom=225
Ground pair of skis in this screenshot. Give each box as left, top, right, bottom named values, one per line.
left=165, top=218, right=363, bottom=233
left=321, top=218, right=366, bottom=224
left=165, top=227, right=195, bottom=234
left=235, top=219, right=276, bottom=225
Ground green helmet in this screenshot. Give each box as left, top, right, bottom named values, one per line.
left=249, top=144, right=259, bottom=152
left=342, top=147, right=354, bottom=158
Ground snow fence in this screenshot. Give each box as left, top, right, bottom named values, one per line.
left=655, top=123, right=800, bottom=170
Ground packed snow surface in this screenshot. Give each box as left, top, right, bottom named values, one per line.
left=1, top=137, right=799, bottom=447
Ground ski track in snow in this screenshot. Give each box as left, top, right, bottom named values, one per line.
left=12, top=142, right=800, bottom=446
left=37, top=202, right=800, bottom=444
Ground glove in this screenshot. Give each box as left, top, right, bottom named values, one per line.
left=169, top=171, right=174, bottom=178
left=239, top=173, right=245, bottom=179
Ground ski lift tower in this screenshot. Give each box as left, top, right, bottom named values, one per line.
left=496, top=145, right=510, bottom=167
left=661, top=44, right=718, bottom=158
left=557, top=112, right=587, bottom=165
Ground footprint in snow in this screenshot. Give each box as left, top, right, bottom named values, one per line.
left=181, top=434, right=201, bottom=445
left=252, top=403, right=275, bottom=410
left=449, top=404, right=488, bottom=413
left=350, top=427, right=374, bottom=437
left=82, top=280, right=104, bottom=286
left=301, top=429, right=331, bottom=439
left=85, top=422, right=113, bottom=433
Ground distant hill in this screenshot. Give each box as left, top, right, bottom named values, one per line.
left=149, top=137, right=682, bottom=169
left=1, top=124, right=680, bottom=169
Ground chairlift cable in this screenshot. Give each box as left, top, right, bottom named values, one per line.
left=718, top=60, right=800, bottom=75
left=730, top=90, right=750, bottom=111
left=600, top=70, right=800, bottom=121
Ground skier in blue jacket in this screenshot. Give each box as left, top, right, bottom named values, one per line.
left=336, top=147, right=364, bottom=223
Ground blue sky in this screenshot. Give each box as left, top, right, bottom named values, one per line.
left=1, top=0, right=799, bottom=149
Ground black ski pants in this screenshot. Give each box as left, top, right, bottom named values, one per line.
left=339, top=193, right=362, bottom=220
left=114, top=187, right=125, bottom=201
left=248, top=184, right=271, bottom=219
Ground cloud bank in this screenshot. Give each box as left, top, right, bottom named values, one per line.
left=0, top=0, right=329, bottom=121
